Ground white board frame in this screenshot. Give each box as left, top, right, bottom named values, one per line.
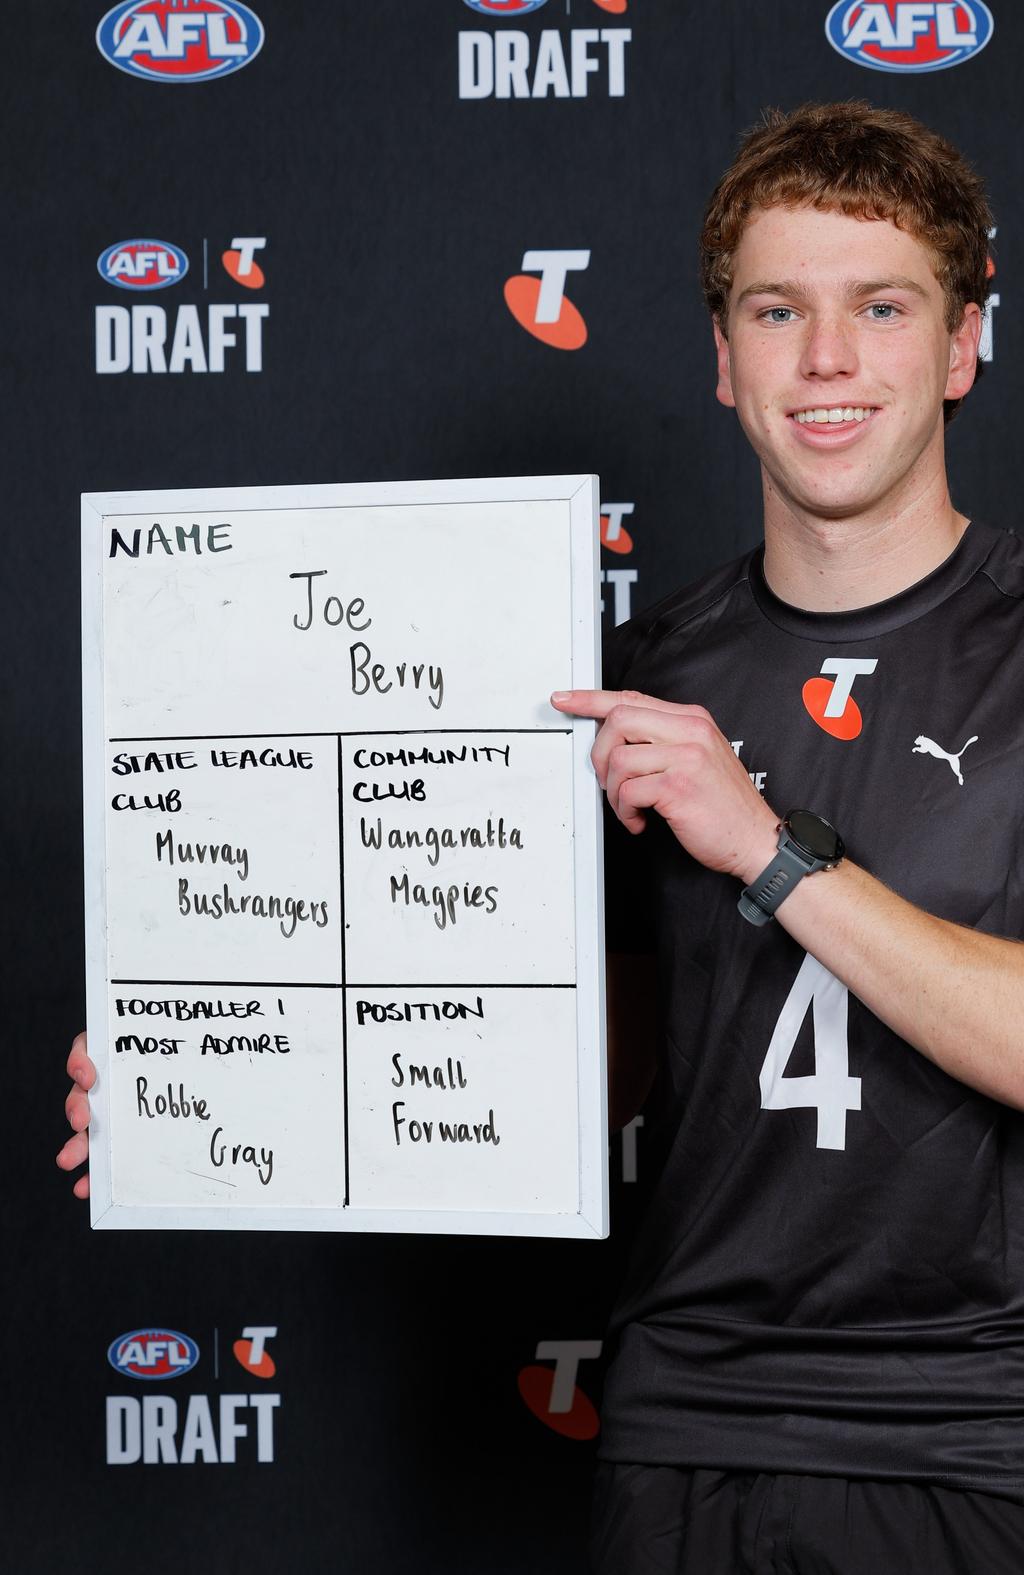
left=82, top=476, right=607, bottom=1236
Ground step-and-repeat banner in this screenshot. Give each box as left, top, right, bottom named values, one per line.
left=6, top=3, right=1018, bottom=1570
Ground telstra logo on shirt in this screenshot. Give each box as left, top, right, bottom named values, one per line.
left=802, top=658, right=878, bottom=739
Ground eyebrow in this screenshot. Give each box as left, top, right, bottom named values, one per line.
left=734, top=275, right=931, bottom=307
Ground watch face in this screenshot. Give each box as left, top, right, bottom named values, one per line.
left=786, top=810, right=842, bottom=862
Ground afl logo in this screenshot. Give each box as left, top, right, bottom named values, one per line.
left=98, top=239, right=188, bottom=291
left=462, top=0, right=549, bottom=14
left=107, top=1328, right=200, bottom=1380
left=825, top=2, right=993, bottom=72
left=96, top=1, right=265, bottom=83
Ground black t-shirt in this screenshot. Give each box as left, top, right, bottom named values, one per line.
left=600, top=519, right=1024, bottom=1496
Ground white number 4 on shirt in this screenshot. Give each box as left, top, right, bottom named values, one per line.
left=760, top=953, right=861, bottom=1150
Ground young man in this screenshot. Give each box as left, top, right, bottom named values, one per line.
left=59, top=97, right=1021, bottom=1571
left=552, top=102, right=1024, bottom=1571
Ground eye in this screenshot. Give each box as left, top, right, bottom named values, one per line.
left=760, top=306, right=797, bottom=325
left=865, top=302, right=900, bottom=321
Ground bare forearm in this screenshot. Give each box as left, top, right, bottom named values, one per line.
left=554, top=685, right=1024, bottom=1112
left=760, top=852, right=1024, bottom=1109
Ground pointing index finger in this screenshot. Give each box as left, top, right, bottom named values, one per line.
left=550, top=689, right=703, bottom=720
left=551, top=689, right=624, bottom=719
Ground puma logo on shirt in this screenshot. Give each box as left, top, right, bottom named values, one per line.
left=912, top=734, right=979, bottom=786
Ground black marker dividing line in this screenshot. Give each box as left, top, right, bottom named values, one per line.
left=338, top=735, right=350, bottom=1208
left=347, top=982, right=578, bottom=990
left=111, top=979, right=576, bottom=989
left=111, top=978, right=345, bottom=988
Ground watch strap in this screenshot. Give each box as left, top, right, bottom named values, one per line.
left=737, top=840, right=816, bottom=927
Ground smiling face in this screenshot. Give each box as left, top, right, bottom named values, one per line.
left=714, top=206, right=981, bottom=526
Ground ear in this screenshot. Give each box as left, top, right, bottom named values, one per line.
left=944, top=302, right=983, bottom=403
left=713, top=317, right=736, bottom=408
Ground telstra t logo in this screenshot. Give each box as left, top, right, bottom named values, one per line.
left=233, top=1325, right=277, bottom=1378
left=504, top=250, right=590, bottom=348
left=802, top=657, right=878, bottom=740
left=517, top=1339, right=601, bottom=1438
left=222, top=236, right=266, bottom=288
left=980, top=235, right=999, bottom=363
left=601, top=501, right=634, bottom=554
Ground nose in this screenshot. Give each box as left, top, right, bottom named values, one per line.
left=798, top=313, right=859, bottom=382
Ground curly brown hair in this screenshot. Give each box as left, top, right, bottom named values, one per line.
left=701, top=102, right=994, bottom=421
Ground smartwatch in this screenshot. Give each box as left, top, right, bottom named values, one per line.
left=737, top=810, right=844, bottom=927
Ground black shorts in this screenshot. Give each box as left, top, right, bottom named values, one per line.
left=590, top=1462, right=1024, bottom=1575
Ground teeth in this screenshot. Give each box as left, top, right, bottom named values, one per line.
left=793, top=407, right=873, bottom=424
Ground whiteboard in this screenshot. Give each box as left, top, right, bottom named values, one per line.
left=81, top=477, right=607, bottom=1236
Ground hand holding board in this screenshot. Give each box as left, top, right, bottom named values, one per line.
left=82, top=477, right=606, bottom=1235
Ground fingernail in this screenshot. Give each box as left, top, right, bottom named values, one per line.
left=551, top=691, right=569, bottom=703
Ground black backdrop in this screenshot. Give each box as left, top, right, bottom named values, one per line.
left=4, top=3, right=1019, bottom=1570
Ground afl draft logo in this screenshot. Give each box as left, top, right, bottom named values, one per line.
left=96, top=1, right=265, bottom=83
left=98, top=239, right=188, bottom=291
left=107, top=1329, right=200, bottom=1379
left=825, top=2, right=994, bottom=72
left=802, top=657, right=878, bottom=740
left=95, top=234, right=268, bottom=373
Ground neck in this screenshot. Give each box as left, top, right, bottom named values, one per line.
left=761, top=468, right=968, bottom=613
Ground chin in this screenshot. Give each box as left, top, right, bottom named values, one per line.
left=767, top=469, right=883, bottom=522
left=790, top=488, right=880, bottom=519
